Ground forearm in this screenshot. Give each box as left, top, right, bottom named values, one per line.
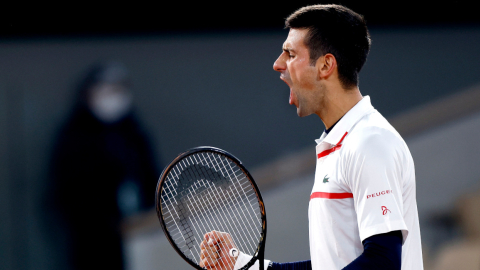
left=268, top=260, right=312, bottom=270
left=342, top=230, right=402, bottom=270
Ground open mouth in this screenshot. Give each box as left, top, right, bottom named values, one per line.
left=279, top=74, right=295, bottom=106
left=289, top=89, right=298, bottom=108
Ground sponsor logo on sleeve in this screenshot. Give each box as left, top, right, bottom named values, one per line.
left=367, top=190, right=393, bottom=199
left=382, top=206, right=391, bottom=215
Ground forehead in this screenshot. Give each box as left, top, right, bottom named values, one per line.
left=283, top=28, right=309, bottom=50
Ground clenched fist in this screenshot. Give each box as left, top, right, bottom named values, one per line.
left=199, top=231, right=238, bottom=270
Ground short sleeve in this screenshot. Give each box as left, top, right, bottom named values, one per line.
left=343, top=128, right=408, bottom=243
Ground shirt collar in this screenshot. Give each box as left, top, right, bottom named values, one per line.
left=315, top=96, right=376, bottom=145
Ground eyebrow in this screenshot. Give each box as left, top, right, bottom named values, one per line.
left=283, top=47, right=295, bottom=53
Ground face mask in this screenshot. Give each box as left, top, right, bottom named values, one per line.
left=89, top=83, right=132, bottom=123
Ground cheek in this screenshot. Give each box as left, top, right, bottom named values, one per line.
left=292, top=66, right=315, bottom=87
left=291, top=57, right=311, bottom=74
left=289, top=63, right=303, bottom=82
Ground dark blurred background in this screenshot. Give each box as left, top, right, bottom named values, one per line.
left=1, top=1, right=480, bottom=270
left=3, top=0, right=480, bottom=36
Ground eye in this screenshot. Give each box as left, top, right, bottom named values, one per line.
left=282, top=50, right=294, bottom=59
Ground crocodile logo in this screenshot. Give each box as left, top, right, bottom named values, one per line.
left=323, top=174, right=329, bottom=183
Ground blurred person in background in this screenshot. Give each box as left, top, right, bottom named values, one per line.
left=49, top=62, right=160, bottom=269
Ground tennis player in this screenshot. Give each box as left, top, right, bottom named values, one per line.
left=200, top=4, right=423, bottom=270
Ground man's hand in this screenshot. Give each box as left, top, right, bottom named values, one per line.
left=199, top=230, right=238, bottom=270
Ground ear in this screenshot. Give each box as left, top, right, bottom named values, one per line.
left=316, top=53, right=337, bottom=80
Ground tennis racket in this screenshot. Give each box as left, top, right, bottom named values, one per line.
left=155, top=146, right=267, bottom=270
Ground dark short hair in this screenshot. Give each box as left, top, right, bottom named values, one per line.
left=286, top=4, right=371, bottom=89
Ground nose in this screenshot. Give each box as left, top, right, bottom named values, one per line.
left=273, top=53, right=286, bottom=72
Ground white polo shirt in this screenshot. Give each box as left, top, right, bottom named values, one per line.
left=309, top=96, right=423, bottom=269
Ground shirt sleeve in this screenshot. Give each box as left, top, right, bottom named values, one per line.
left=343, top=128, right=409, bottom=243
left=342, top=230, right=402, bottom=270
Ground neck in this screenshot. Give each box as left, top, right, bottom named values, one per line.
left=317, top=85, right=363, bottom=129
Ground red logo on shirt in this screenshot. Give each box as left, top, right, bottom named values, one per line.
left=382, top=206, right=391, bottom=215
left=367, top=190, right=393, bottom=199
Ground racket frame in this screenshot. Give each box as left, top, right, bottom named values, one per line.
left=155, top=146, right=267, bottom=270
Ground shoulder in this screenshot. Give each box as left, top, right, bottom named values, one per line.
left=342, top=111, right=408, bottom=159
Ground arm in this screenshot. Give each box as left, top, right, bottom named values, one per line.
left=266, top=230, right=401, bottom=270
left=342, top=230, right=402, bottom=270
left=199, top=229, right=401, bottom=270
left=268, top=260, right=312, bottom=270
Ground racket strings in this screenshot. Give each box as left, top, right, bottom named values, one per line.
left=196, top=153, right=262, bottom=248
left=160, top=151, right=263, bottom=266
left=183, top=155, right=258, bottom=255
left=205, top=155, right=262, bottom=251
